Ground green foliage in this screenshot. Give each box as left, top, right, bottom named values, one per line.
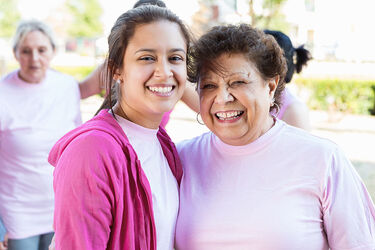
left=0, top=0, right=21, bottom=37
left=295, top=78, right=375, bottom=115
left=53, top=66, right=95, bottom=81
left=249, top=0, right=289, bottom=31
left=66, top=0, right=103, bottom=38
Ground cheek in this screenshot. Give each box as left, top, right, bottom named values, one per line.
left=174, top=66, right=187, bottom=84
left=199, top=94, right=212, bottom=116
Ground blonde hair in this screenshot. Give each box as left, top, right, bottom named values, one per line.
left=13, top=20, right=57, bottom=52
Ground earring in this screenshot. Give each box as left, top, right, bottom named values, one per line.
left=196, top=112, right=205, bottom=125
left=115, top=79, right=121, bottom=85
left=270, top=100, right=280, bottom=117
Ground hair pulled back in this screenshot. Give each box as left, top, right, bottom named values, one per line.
left=264, top=30, right=312, bottom=83
left=97, top=5, right=192, bottom=114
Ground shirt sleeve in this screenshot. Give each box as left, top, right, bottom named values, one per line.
left=0, top=216, right=6, bottom=242
left=322, top=147, right=375, bottom=250
left=53, top=132, right=120, bottom=250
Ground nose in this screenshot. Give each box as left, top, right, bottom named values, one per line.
left=154, top=58, right=173, bottom=79
left=31, top=50, right=39, bottom=61
left=214, top=86, right=234, bottom=104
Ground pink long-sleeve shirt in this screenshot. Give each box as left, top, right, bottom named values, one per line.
left=48, top=110, right=182, bottom=250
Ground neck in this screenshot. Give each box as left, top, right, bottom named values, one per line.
left=18, top=70, right=44, bottom=84
left=113, top=103, right=162, bottom=130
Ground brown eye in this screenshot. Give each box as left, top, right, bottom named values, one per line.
left=200, top=83, right=215, bottom=89
left=140, top=56, right=155, bottom=61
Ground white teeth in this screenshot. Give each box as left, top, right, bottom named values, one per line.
left=216, top=111, right=243, bottom=120
left=148, top=86, right=173, bottom=93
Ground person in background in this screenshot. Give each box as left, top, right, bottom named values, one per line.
left=0, top=217, right=7, bottom=250
left=0, top=20, right=83, bottom=250
left=264, top=29, right=312, bottom=130
left=49, top=5, right=191, bottom=249
left=175, top=24, right=375, bottom=249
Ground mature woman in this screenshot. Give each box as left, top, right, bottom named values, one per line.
left=175, top=24, right=375, bottom=249
left=0, top=20, right=82, bottom=250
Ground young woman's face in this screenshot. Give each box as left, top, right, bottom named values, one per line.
left=14, top=30, right=55, bottom=83
left=198, top=53, right=277, bottom=146
left=117, top=20, right=187, bottom=129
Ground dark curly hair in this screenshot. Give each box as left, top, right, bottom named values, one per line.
left=188, top=24, right=287, bottom=112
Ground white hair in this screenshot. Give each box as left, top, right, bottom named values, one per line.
left=12, top=20, right=57, bottom=52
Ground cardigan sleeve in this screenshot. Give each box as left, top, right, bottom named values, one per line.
left=53, top=131, right=122, bottom=250
left=322, top=147, right=375, bottom=249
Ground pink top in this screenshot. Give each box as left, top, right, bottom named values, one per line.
left=160, top=110, right=173, bottom=129
left=277, top=88, right=301, bottom=119
left=176, top=120, right=375, bottom=249
left=0, top=69, right=81, bottom=239
left=48, top=110, right=183, bottom=250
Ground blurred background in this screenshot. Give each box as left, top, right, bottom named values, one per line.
left=1, top=0, right=375, bottom=199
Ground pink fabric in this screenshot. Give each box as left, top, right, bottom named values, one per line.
left=277, top=88, right=297, bottom=119
left=48, top=110, right=182, bottom=250
left=176, top=120, right=375, bottom=249
left=160, top=110, right=173, bottom=129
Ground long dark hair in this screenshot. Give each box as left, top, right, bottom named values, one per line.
left=96, top=5, right=192, bottom=115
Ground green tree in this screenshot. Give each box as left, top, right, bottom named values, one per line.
left=0, top=0, right=21, bottom=37
left=249, top=0, right=289, bottom=31
left=66, top=0, right=103, bottom=38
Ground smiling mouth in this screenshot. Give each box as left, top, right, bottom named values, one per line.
left=215, top=111, right=244, bottom=121
left=147, top=86, right=175, bottom=96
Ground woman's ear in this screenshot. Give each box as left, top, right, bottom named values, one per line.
left=268, top=75, right=279, bottom=98
left=113, top=68, right=123, bottom=83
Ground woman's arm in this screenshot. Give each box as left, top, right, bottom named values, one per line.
left=322, top=147, right=375, bottom=249
left=281, top=102, right=311, bottom=131
left=53, top=134, right=116, bottom=249
left=78, top=63, right=106, bottom=99
left=181, top=82, right=199, bottom=113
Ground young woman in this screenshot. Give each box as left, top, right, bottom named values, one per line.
left=48, top=5, right=191, bottom=250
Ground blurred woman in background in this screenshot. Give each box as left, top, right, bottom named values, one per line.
left=0, top=20, right=82, bottom=250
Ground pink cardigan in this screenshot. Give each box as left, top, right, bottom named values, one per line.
left=48, top=110, right=183, bottom=250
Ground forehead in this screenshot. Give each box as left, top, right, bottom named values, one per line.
left=18, top=30, right=52, bottom=48
left=127, top=20, right=186, bottom=51
left=201, top=53, right=259, bottom=80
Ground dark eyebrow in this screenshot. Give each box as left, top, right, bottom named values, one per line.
left=134, top=48, right=186, bottom=54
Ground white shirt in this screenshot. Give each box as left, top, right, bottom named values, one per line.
left=115, top=114, right=179, bottom=250
left=0, top=69, right=81, bottom=239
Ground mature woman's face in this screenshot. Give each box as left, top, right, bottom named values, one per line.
left=198, top=53, right=277, bottom=146
left=14, top=30, right=55, bottom=83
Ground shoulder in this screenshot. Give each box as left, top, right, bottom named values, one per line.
left=176, top=131, right=212, bottom=156
left=47, top=69, right=78, bottom=88
left=280, top=123, right=338, bottom=156
left=0, top=70, right=17, bottom=89
left=281, top=101, right=311, bottom=130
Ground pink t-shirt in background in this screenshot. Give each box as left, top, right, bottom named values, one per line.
left=176, top=120, right=375, bottom=250
left=0, top=69, right=81, bottom=239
